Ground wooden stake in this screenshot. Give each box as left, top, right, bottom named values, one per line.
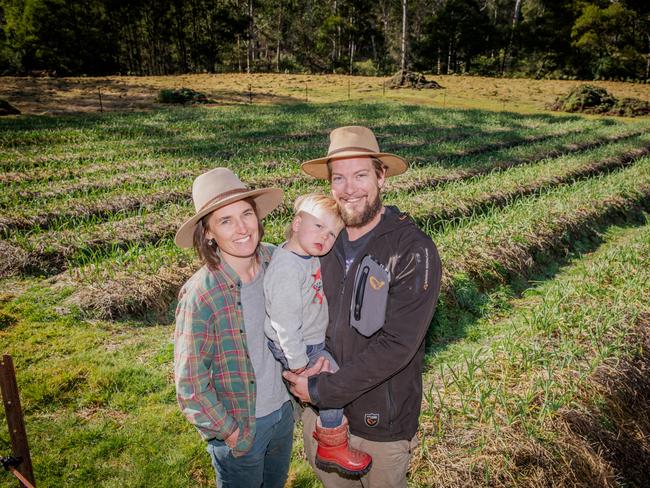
left=0, top=355, right=35, bottom=488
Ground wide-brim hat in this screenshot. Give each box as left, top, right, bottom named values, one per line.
left=301, top=125, right=408, bottom=179
left=175, top=167, right=283, bottom=248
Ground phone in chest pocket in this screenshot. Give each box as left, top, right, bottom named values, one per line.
left=350, top=255, right=391, bottom=337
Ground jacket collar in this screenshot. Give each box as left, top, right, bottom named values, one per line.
left=332, top=206, right=411, bottom=263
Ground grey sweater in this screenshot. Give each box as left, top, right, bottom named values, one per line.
left=264, top=244, right=329, bottom=370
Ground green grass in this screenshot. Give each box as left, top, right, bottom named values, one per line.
left=0, top=100, right=649, bottom=487
left=412, top=220, right=650, bottom=487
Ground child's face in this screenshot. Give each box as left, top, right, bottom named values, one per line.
left=290, top=211, right=341, bottom=257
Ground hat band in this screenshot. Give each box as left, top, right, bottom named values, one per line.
left=198, top=187, right=250, bottom=213
left=327, top=146, right=377, bottom=157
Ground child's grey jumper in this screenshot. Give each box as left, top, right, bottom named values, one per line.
left=264, top=244, right=328, bottom=370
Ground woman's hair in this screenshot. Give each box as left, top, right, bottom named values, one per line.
left=193, top=198, right=264, bottom=270
left=285, top=193, right=343, bottom=240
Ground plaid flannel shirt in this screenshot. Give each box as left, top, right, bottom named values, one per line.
left=174, top=244, right=274, bottom=456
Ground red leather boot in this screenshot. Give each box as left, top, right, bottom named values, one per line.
left=313, top=416, right=372, bottom=476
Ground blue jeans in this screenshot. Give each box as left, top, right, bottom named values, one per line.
left=206, top=400, right=294, bottom=488
left=267, top=340, right=344, bottom=428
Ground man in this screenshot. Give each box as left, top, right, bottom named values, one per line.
left=283, top=126, right=442, bottom=487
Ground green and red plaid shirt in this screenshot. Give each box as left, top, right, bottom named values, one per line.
left=174, top=244, right=274, bottom=456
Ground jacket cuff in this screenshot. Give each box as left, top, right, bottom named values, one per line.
left=308, top=375, right=321, bottom=406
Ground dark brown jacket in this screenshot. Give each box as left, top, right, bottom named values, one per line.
left=308, top=206, right=442, bottom=441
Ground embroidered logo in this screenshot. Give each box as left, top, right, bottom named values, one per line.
left=364, top=413, right=380, bottom=427
left=369, top=275, right=385, bottom=290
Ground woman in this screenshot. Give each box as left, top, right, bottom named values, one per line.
left=173, top=167, right=293, bottom=488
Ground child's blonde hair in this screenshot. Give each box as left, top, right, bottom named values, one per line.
left=285, top=193, right=343, bottom=240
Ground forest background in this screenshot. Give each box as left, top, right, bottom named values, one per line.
left=1, top=0, right=649, bottom=82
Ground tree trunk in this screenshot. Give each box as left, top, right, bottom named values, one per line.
left=646, top=34, right=650, bottom=80
left=501, top=0, right=522, bottom=75
left=437, top=45, right=441, bottom=75
left=247, top=0, right=253, bottom=74
left=447, top=34, right=452, bottom=74
left=275, top=4, right=282, bottom=73
left=400, top=0, right=408, bottom=71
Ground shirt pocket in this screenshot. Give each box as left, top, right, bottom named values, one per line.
left=349, top=255, right=390, bottom=337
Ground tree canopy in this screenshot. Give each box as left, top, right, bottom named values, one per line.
left=0, top=0, right=648, bottom=80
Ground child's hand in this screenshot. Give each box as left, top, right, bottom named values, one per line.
left=291, top=366, right=306, bottom=374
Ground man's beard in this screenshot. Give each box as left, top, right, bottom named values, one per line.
left=339, top=192, right=382, bottom=228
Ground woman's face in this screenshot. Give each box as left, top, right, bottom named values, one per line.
left=205, top=199, right=260, bottom=262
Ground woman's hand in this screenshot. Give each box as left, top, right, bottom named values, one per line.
left=225, top=427, right=240, bottom=449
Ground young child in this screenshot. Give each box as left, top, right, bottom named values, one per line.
left=264, top=193, right=372, bottom=477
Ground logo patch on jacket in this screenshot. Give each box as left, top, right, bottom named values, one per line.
left=369, top=275, right=385, bottom=290
left=364, top=413, right=380, bottom=427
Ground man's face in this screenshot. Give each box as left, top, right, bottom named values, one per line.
left=329, top=157, right=385, bottom=228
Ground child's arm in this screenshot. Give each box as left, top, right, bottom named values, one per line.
left=264, top=263, right=309, bottom=371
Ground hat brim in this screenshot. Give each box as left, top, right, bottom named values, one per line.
left=174, top=187, right=283, bottom=248
left=301, top=152, right=408, bottom=179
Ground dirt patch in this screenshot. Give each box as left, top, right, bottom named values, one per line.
left=387, top=70, right=443, bottom=89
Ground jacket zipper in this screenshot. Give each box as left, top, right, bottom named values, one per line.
left=388, top=380, right=396, bottom=431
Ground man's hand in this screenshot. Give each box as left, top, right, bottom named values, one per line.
left=282, top=356, right=330, bottom=403
left=225, top=427, right=239, bottom=449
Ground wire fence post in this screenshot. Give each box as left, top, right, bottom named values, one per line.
left=348, top=78, right=351, bottom=100
left=383, top=80, right=386, bottom=97
left=248, top=84, right=252, bottom=104
left=97, top=88, right=103, bottom=112
left=0, top=355, right=36, bottom=488
left=305, top=82, right=308, bottom=102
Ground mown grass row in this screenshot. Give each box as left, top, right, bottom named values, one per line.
left=3, top=122, right=645, bottom=240
left=3, top=105, right=634, bottom=198
left=57, top=157, right=650, bottom=321
left=0, top=103, right=597, bottom=167
left=3, top=134, right=650, bottom=280
left=409, top=221, right=650, bottom=487
left=2, top=113, right=615, bottom=191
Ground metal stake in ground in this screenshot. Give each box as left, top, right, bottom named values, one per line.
left=0, top=355, right=35, bottom=488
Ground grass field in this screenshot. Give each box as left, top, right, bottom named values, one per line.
left=1, top=75, right=649, bottom=487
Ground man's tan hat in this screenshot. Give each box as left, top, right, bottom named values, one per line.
left=301, top=125, right=408, bottom=179
left=175, top=167, right=283, bottom=248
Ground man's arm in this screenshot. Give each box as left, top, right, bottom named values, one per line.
left=308, top=238, right=442, bottom=409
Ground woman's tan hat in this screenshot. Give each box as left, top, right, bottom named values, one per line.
left=174, top=168, right=283, bottom=248
left=301, top=126, right=408, bottom=179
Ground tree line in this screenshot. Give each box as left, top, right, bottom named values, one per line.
left=1, top=0, right=648, bottom=81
